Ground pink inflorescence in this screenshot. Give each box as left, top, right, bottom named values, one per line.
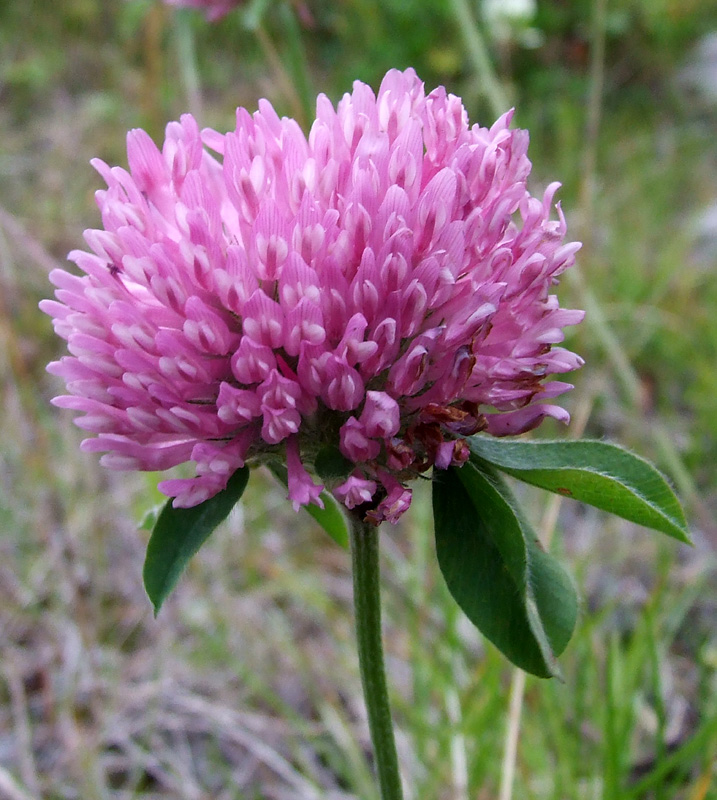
left=164, top=0, right=243, bottom=21
left=42, top=69, right=584, bottom=523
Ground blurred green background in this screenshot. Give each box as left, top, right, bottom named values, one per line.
left=1, top=0, right=716, bottom=797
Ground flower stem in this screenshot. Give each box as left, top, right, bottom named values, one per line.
left=349, top=516, right=403, bottom=800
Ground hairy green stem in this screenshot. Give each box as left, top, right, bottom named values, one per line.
left=349, top=516, right=403, bottom=800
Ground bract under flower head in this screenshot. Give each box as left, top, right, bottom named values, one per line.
left=42, top=68, right=584, bottom=523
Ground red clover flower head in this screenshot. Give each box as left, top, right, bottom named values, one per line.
left=42, top=69, right=584, bottom=523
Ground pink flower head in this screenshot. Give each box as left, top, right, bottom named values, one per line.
left=163, top=0, right=244, bottom=21
left=42, top=69, right=583, bottom=523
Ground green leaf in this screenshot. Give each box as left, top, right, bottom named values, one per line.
left=433, top=462, right=578, bottom=677
left=525, top=532, right=578, bottom=658
left=138, top=503, right=162, bottom=532
left=143, top=467, right=250, bottom=615
left=304, top=489, right=350, bottom=549
left=314, top=445, right=354, bottom=483
left=468, top=437, right=690, bottom=544
left=269, top=464, right=350, bottom=549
